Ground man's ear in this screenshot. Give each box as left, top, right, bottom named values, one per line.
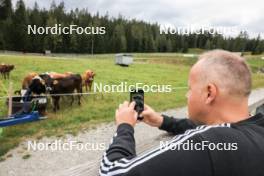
left=205, top=83, right=217, bottom=105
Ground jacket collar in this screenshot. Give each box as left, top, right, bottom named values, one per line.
left=233, top=113, right=264, bottom=126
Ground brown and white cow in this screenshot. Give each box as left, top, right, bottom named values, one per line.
left=82, top=70, right=95, bottom=92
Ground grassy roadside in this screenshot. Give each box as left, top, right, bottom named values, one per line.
left=0, top=53, right=263, bottom=159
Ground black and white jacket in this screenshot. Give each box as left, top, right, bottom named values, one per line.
left=100, top=113, right=264, bottom=176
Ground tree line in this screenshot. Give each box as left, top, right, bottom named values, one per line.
left=0, top=0, right=263, bottom=54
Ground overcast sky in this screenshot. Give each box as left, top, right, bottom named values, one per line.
left=13, top=0, right=264, bottom=37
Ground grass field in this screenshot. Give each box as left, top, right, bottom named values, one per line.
left=0, top=52, right=264, bottom=158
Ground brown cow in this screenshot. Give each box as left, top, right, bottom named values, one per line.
left=38, top=73, right=82, bottom=112
left=82, top=70, right=95, bottom=92
left=0, top=64, right=15, bottom=79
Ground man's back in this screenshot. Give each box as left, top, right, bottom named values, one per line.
left=100, top=113, right=264, bottom=176
left=203, top=113, right=264, bottom=176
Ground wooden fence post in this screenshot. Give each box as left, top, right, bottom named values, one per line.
left=8, top=82, right=13, bottom=117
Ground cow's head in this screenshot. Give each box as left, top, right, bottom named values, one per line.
left=9, top=65, right=15, bottom=70
left=29, top=76, right=46, bottom=95
left=86, top=70, right=95, bottom=81
left=39, top=73, right=53, bottom=92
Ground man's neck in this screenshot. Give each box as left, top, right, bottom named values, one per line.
left=206, top=100, right=250, bottom=125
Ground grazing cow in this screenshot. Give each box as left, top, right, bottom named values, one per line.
left=39, top=73, right=82, bottom=112
left=22, top=72, right=38, bottom=89
left=0, top=64, right=15, bottom=79
left=82, top=70, right=95, bottom=91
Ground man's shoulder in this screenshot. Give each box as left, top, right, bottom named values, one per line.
left=196, top=124, right=238, bottom=142
left=194, top=121, right=264, bottom=146
left=174, top=124, right=233, bottom=143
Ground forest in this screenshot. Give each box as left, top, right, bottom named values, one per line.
left=0, top=0, right=263, bottom=54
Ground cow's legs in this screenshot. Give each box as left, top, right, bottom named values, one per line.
left=52, top=97, right=56, bottom=112
left=53, top=96, right=60, bottom=112
left=88, top=84, right=92, bottom=92
left=70, top=95, right=74, bottom=106
left=52, top=97, right=57, bottom=112
left=85, top=83, right=88, bottom=92
left=57, top=97, right=60, bottom=110
left=77, top=95, right=81, bottom=105
left=78, top=85, right=82, bottom=105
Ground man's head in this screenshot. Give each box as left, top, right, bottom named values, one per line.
left=187, top=50, right=252, bottom=124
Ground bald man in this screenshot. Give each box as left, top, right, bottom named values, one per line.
left=100, top=50, right=264, bottom=176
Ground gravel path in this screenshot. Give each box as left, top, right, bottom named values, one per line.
left=0, top=88, right=264, bottom=176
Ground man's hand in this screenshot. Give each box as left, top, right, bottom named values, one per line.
left=141, top=104, right=164, bottom=127
left=115, top=101, right=137, bottom=127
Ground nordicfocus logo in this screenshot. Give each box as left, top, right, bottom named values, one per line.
left=160, top=140, right=238, bottom=151
left=27, top=140, right=107, bottom=151
left=27, top=24, right=106, bottom=35
left=93, top=82, right=172, bottom=93
left=160, top=25, right=244, bottom=35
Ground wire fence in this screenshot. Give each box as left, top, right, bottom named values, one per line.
left=0, top=86, right=188, bottom=99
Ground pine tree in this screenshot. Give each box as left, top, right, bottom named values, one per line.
left=205, top=39, right=211, bottom=50
left=0, top=0, right=12, bottom=20
left=12, top=0, right=28, bottom=51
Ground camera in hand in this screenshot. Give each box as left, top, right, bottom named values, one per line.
left=130, top=89, right=144, bottom=120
